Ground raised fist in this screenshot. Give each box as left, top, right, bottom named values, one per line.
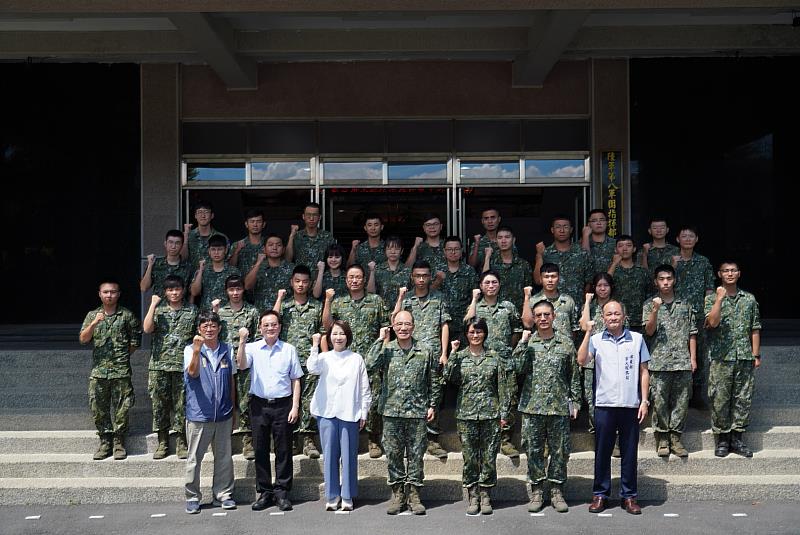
left=257, top=253, right=266, bottom=264
left=586, top=320, right=596, bottom=330
left=234, top=240, right=245, bottom=252
left=211, top=298, right=221, bottom=311
left=642, top=243, right=652, bottom=252
left=434, top=271, right=445, bottom=283
left=290, top=224, right=299, bottom=234
left=325, top=288, right=336, bottom=300
left=450, top=340, right=460, bottom=352
left=582, top=225, right=592, bottom=237
left=277, top=288, right=287, bottom=300
left=585, top=292, right=594, bottom=304
left=611, top=254, right=622, bottom=265
left=535, top=242, right=546, bottom=255
left=398, top=287, right=408, bottom=298
left=192, top=335, right=204, bottom=349
left=716, top=286, right=727, bottom=299
left=238, top=327, right=249, bottom=340
left=183, top=223, right=193, bottom=233
left=150, top=295, right=162, bottom=306
left=484, top=247, right=493, bottom=258
left=317, top=261, right=325, bottom=272
left=524, top=286, right=533, bottom=298
left=379, top=326, right=391, bottom=340
left=652, top=297, right=663, bottom=307
left=520, top=330, right=532, bottom=343
left=472, top=288, right=481, bottom=300
left=94, top=312, right=105, bottom=324
left=368, top=261, right=376, bottom=271
left=146, top=254, right=155, bottom=265
left=671, top=255, right=681, bottom=267
left=311, top=333, right=322, bottom=346
left=473, top=234, right=481, bottom=243
left=351, top=240, right=360, bottom=249
left=198, top=259, right=206, bottom=271
left=414, top=237, right=423, bottom=247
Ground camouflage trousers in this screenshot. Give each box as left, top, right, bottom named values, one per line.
left=366, top=371, right=383, bottom=440
left=581, top=367, right=595, bottom=433
left=708, top=359, right=755, bottom=434
left=88, top=376, right=135, bottom=437
left=693, top=318, right=707, bottom=387
left=649, top=370, right=692, bottom=433
left=294, top=367, right=319, bottom=436
left=522, top=413, right=571, bottom=484
left=236, top=368, right=251, bottom=433
left=426, top=374, right=445, bottom=436
left=147, top=370, right=185, bottom=433
left=382, top=416, right=427, bottom=487
left=457, top=418, right=501, bottom=488
left=500, top=370, right=519, bottom=435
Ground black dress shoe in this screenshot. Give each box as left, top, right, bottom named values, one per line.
left=251, top=492, right=274, bottom=511
left=276, top=496, right=293, bottom=511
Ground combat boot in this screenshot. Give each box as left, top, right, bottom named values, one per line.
left=655, top=432, right=670, bottom=457
left=176, top=433, right=188, bottom=459
left=527, top=483, right=544, bottom=513
left=241, top=434, right=255, bottom=460
left=466, top=485, right=480, bottom=515
left=669, top=431, right=689, bottom=458
left=93, top=434, right=112, bottom=460
left=368, top=435, right=384, bottom=458
left=479, top=488, right=493, bottom=515
left=386, top=483, right=406, bottom=515
left=500, top=432, right=520, bottom=458
left=426, top=436, right=448, bottom=459
left=303, top=435, right=320, bottom=459
left=550, top=484, right=569, bottom=513
left=714, top=433, right=729, bottom=457
left=153, top=429, right=169, bottom=460
left=112, top=435, right=127, bottom=460
left=729, top=431, right=753, bottom=458
left=406, top=484, right=426, bottom=515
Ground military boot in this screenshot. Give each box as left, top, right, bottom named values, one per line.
left=669, top=431, right=689, bottom=458
left=729, top=431, right=753, bottom=458
left=466, top=485, right=480, bottom=515
left=655, top=432, right=670, bottom=457
left=112, top=435, right=127, bottom=460
left=689, top=384, right=708, bottom=410
left=714, top=433, right=730, bottom=457
left=527, top=483, right=544, bottom=513
left=368, top=434, right=383, bottom=458
left=153, top=429, right=169, bottom=460
left=426, top=436, right=448, bottom=459
left=241, top=434, right=255, bottom=460
left=479, top=488, right=493, bottom=515
left=303, top=435, right=320, bottom=459
left=406, top=484, right=426, bottom=515
left=550, top=484, right=569, bottom=513
left=93, top=434, right=113, bottom=460
left=500, top=432, right=520, bottom=458
left=176, top=433, right=188, bottom=459
left=386, top=483, right=406, bottom=515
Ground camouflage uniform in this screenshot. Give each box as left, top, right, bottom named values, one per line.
left=218, top=302, right=260, bottom=433
left=441, top=263, right=479, bottom=345
left=542, top=243, right=592, bottom=307
left=530, top=291, right=578, bottom=338
left=234, top=237, right=266, bottom=287
left=149, top=257, right=192, bottom=297
left=444, top=347, right=509, bottom=488
left=196, top=264, right=241, bottom=311
left=252, top=260, right=295, bottom=312
left=354, top=240, right=386, bottom=267
left=81, top=307, right=142, bottom=437
left=367, top=338, right=443, bottom=487
left=643, top=299, right=697, bottom=434
left=415, top=242, right=447, bottom=274
left=147, top=302, right=198, bottom=434
left=612, top=264, right=652, bottom=328
left=374, top=262, right=411, bottom=310
left=316, top=271, right=348, bottom=300
left=329, top=293, right=389, bottom=437
left=292, top=229, right=336, bottom=277
left=581, top=301, right=605, bottom=432
left=704, top=290, right=761, bottom=434
left=588, top=236, right=617, bottom=274
left=399, top=290, right=451, bottom=435
left=639, top=243, right=680, bottom=275
left=186, top=227, right=229, bottom=269
left=675, top=252, right=714, bottom=386
left=490, top=254, right=532, bottom=314
left=470, top=234, right=517, bottom=271
left=278, top=298, right=323, bottom=436
left=511, top=332, right=580, bottom=485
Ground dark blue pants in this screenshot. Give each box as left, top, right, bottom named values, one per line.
left=593, top=406, right=639, bottom=499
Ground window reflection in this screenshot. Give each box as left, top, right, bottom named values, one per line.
left=187, top=163, right=245, bottom=181
left=525, top=159, right=585, bottom=179
left=388, top=162, right=447, bottom=181
left=251, top=161, right=311, bottom=181
left=460, top=161, right=519, bottom=180
left=323, top=161, right=383, bottom=181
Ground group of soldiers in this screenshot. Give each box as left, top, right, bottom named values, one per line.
left=80, top=200, right=761, bottom=513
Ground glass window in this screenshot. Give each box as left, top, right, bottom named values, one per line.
left=388, top=161, right=447, bottom=182
left=251, top=161, right=311, bottom=182
left=524, top=159, right=586, bottom=179
left=186, top=162, right=245, bottom=182
left=459, top=161, right=519, bottom=182
left=323, top=161, right=383, bottom=182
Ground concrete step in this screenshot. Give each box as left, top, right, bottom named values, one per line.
left=0, top=408, right=153, bottom=432
left=0, top=350, right=149, bottom=368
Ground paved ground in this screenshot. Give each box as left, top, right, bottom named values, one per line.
left=1, top=499, right=796, bottom=535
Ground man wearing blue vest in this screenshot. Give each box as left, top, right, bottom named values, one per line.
left=183, top=311, right=237, bottom=514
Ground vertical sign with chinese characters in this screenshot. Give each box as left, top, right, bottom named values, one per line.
left=601, top=151, right=623, bottom=238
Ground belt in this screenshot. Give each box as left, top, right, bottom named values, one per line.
left=253, top=395, right=291, bottom=404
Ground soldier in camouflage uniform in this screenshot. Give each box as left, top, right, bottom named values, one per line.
left=441, top=236, right=479, bottom=346
left=245, top=234, right=295, bottom=312
left=229, top=209, right=266, bottom=297
left=639, top=218, right=679, bottom=275
left=393, top=260, right=451, bottom=458
left=273, top=265, right=323, bottom=458
left=443, top=318, right=510, bottom=515
left=704, top=261, right=761, bottom=458
left=608, top=235, right=653, bottom=331
left=642, top=264, right=697, bottom=458
left=534, top=214, right=592, bottom=308
left=143, top=275, right=198, bottom=459
left=464, top=270, right=521, bottom=457
left=468, top=207, right=516, bottom=270
left=366, top=311, right=443, bottom=515
left=581, top=209, right=617, bottom=274
left=140, top=229, right=192, bottom=298
left=369, top=236, right=411, bottom=308
left=348, top=214, right=386, bottom=267
left=511, top=300, right=580, bottom=513
left=215, top=275, right=260, bottom=459
left=79, top=280, right=142, bottom=460
left=405, top=214, right=447, bottom=280
left=286, top=202, right=337, bottom=280
left=190, top=234, right=241, bottom=311
left=522, top=263, right=579, bottom=338
left=313, top=244, right=348, bottom=300
left=673, top=226, right=714, bottom=407
left=485, top=226, right=532, bottom=314
left=181, top=201, right=229, bottom=269
left=323, top=264, right=389, bottom=457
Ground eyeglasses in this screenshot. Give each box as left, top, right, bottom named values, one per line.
left=423, top=222, right=441, bottom=228
left=195, top=209, right=212, bottom=215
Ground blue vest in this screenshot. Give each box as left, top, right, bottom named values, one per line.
left=185, top=343, right=234, bottom=423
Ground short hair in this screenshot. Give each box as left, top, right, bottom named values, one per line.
left=98, top=279, right=120, bottom=290
left=551, top=214, right=572, bottom=227
left=244, top=208, right=264, bottom=220
left=496, top=225, right=514, bottom=235
left=717, top=260, right=740, bottom=270
left=303, top=201, right=322, bottom=213
left=444, top=235, right=462, bottom=247
left=325, top=243, right=346, bottom=258
left=197, top=310, right=220, bottom=326
left=326, top=320, right=353, bottom=348
left=363, top=213, right=382, bottom=224
left=346, top=264, right=366, bottom=278
left=481, top=207, right=500, bottom=217
left=225, top=275, right=244, bottom=289
left=677, top=224, right=699, bottom=236
left=385, top=235, right=403, bottom=249
left=422, top=213, right=441, bottom=224
left=265, top=232, right=282, bottom=243
left=532, top=299, right=555, bottom=312
left=601, top=299, right=626, bottom=315
left=292, top=265, right=311, bottom=278
left=163, top=274, right=185, bottom=290
left=479, top=269, right=500, bottom=285
left=649, top=216, right=668, bottom=226
left=465, top=317, right=489, bottom=339
left=259, top=309, right=281, bottom=326
left=207, top=235, right=227, bottom=249
left=616, top=234, right=635, bottom=245
left=653, top=264, right=675, bottom=278
left=165, top=229, right=183, bottom=241
left=540, top=262, right=560, bottom=275
left=592, top=272, right=615, bottom=292
left=194, top=201, right=213, bottom=213
left=587, top=209, right=607, bottom=219
left=412, top=260, right=431, bottom=272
